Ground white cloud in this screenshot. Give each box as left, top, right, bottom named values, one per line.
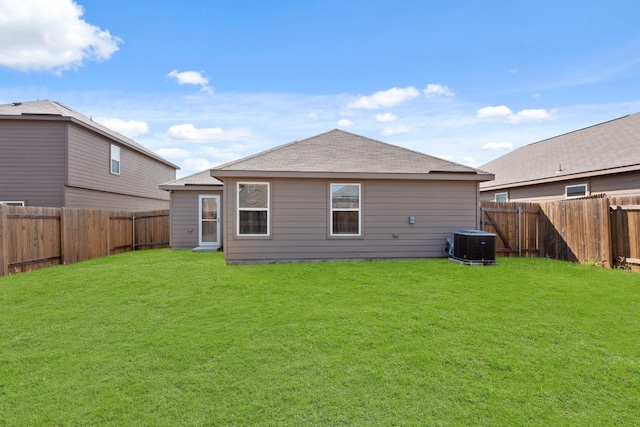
left=156, top=148, right=190, bottom=160
left=375, top=113, right=397, bottom=122
left=167, top=69, right=214, bottom=94
left=424, top=84, right=455, bottom=98
left=165, top=123, right=249, bottom=142
left=436, top=154, right=455, bottom=162
left=381, top=126, right=412, bottom=136
left=337, top=119, right=354, bottom=127
left=347, top=86, right=420, bottom=109
left=477, top=105, right=513, bottom=118
left=0, top=0, right=121, bottom=73
left=462, top=156, right=476, bottom=166
left=181, top=157, right=219, bottom=174
left=481, top=142, right=514, bottom=150
left=508, top=109, right=554, bottom=123
left=477, top=106, right=555, bottom=124
left=95, top=117, right=149, bottom=138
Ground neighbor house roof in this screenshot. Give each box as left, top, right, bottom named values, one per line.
left=0, top=100, right=178, bottom=169
left=480, top=112, right=640, bottom=191
left=160, top=169, right=223, bottom=190
left=211, top=129, right=494, bottom=181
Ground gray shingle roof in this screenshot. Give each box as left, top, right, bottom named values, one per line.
left=212, top=129, right=491, bottom=179
left=160, top=169, right=223, bottom=189
left=480, top=112, right=640, bottom=190
left=0, top=100, right=178, bottom=169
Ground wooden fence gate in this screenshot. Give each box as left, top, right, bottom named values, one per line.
left=480, top=202, right=541, bottom=257
left=481, top=197, right=640, bottom=271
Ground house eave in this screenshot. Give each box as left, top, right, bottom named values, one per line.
left=159, top=184, right=223, bottom=191
left=211, top=170, right=495, bottom=182
left=0, top=113, right=179, bottom=170
left=480, top=164, right=640, bottom=192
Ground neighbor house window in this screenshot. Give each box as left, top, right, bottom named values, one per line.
left=330, top=183, right=361, bottom=236
left=110, top=144, right=121, bottom=175
left=0, top=201, right=25, bottom=206
left=565, top=183, right=588, bottom=199
left=237, top=182, right=269, bottom=236
left=494, top=192, right=508, bottom=202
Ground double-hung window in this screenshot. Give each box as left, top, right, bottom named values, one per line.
left=565, top=183, right=588, bottom=199
left=110, top=144, right=121, bottom=175
left=237, top=182, right=269, bottom=236
left=330, top=183, right=361, bottom=236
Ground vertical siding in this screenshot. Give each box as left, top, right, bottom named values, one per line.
left=169, top=189, right=224, bottom=249
left=67, top=124, right=174, bottom=205
left=0, top=120, right=66, bottom=207
left=223, top=178, right=479, bottom=263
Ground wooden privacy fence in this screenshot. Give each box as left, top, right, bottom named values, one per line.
left=480, top=196, right=640, bottom=271
left=0, top=205, right=169, bottom=276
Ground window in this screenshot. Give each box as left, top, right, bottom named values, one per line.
left=110, top=144, right=121, bottom=175
left=494, top=192, right=508, bottom=202
left=330, top=183, right=361, bottom=236
left=0, top=201, right=25, bottom=206
left=565, top=183, right=588, bottom=199
left=237, top=182, right=269, bottom=236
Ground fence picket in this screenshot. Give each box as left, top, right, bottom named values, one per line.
left=0, top=207, right=169, bottom=276
left=481, top=196, right=640, bottom=270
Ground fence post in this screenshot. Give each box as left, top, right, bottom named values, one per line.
left=603, top=198, right=613, bottom=268
left=0, top=204, right=7, bottom=276
left=59, top=208, right=67, bottom=265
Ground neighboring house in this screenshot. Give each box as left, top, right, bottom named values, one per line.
left=160, top=170, right=224, bottom=251
left=0, top=100, right=178, bottom=210
left=479, top=113, right=640, bottom=202
left=209, top=129, right=494, bottom=264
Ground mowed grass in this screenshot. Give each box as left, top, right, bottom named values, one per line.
left=1, top=250, right=639, bottom=426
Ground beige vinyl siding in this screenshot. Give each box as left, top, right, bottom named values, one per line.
left=169, top=190, right=223, bottom=249
left=223, top=178, right=479, bottom=263
left=67, top=125, right=173, bottom=204
left=480, top=170, right=640, bottom=202
left=0, top=120, right=66, bottom=207
left=64, top=186, right=172, bottom=211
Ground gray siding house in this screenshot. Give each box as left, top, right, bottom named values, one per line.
left=210, top=129, right=494, bottom=264
left=0, top=100, right=177, bottom=210
left=160, top=170, right=224, bottom=250
left=480, top=113, right=640, bottom=202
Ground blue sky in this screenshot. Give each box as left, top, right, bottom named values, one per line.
left=1, top=0, right=640, bottom=177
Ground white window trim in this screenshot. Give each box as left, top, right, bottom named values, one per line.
left=565, top=183, right=589, bottom=200
left=0, top=201, right=25, bottom=206
left=494, top=192, right=509, bottom=202
left=330, top=183, right=362, bottom=237
left=110, top=144, right=121, bottom=175
left=237, top=181, right=270, bottom=237
left=198, top=195, right=221, bottom=247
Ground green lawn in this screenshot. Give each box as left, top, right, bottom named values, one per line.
left=1, top=250, right=639, bottom=426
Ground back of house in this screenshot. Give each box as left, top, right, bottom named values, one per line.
left=210, top=129, right=494, bottom=264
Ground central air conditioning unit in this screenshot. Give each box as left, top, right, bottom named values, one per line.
left=448, top=230, right=497, bottom=265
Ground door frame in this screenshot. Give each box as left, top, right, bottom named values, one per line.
left=198, top=194, right=221, bottom=247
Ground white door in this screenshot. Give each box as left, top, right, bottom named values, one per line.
left=199, top=195, right=220, bottom=247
